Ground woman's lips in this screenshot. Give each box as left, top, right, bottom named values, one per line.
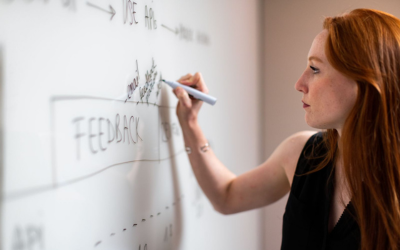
left=302, top=101, right=310, bottom=108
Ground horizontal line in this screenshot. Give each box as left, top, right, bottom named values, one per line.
left=50, top=95, right=175, bottom=109
left=3, top=149, right=185, bottom=201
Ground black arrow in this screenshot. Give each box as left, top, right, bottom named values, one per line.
left=87, top=2, right=116, bottom=21
left=161, top=24, right=179, bottom=35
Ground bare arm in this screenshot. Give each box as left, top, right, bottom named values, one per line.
left=173, top=72, right=316, bottom=214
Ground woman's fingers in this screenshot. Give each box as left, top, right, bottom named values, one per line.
left=179, top=72, right=209, bottom=94
left=174, top=87, right=192, bottom=108
left=177, top=73, right=193, bottom=83
left=192, top=72, right=209, bottom=94
left=173, top=74, right=205, bottom=123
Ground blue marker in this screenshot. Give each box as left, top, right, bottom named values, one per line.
left=162, top=79, right=217, bottom=106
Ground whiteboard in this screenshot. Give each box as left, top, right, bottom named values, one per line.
left=0, top=0, right=263, bottom=249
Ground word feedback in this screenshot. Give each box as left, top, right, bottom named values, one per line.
left=72, top=114, right=142, bottom=160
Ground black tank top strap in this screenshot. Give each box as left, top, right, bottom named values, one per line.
left=290, top=132, right=332, bottom=205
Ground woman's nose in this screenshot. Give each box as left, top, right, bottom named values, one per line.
left=294, top=72, right=308, bottom=94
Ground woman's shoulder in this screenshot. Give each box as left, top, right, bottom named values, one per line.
left=279, top=130, right=321, bottom=163
left=284, top=130, right=321, bottom=147
left=277, top=130, right=320, bottom=186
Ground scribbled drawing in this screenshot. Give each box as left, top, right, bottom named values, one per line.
left=161, top=122, right=171, bottom=142
left=163, top=224, right=173, bottom=242
left=156, top=73, right=162, bottom=97
left=62, top=0, right=76, bottom=11
left=171, top=123, right=180, bottom=136
left=179, top=24, right=194, bottom=41
left=12, top=225, right=44, bottom=250
left=138, top=244, right=148, bottom=250
left=140, top=58, right=158, bottom=104
left=126, top=60, right=140, bottom=103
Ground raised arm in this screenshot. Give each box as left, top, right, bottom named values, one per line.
left=173, top=72, right=316, bottom=214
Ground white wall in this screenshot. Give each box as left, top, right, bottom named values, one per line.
left=263, top=0, right=400, bottom=249
left=0, top=1, right=264, bottom=249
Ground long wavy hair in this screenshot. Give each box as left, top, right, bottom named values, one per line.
left=314, top=9, right=400, bottom=249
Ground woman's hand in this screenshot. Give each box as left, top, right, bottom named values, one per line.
left=173, top=72, right=209, bottom=126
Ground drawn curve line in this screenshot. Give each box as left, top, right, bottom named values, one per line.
left=2, top=95, right=181, bottom=200
left=3, top=149, right=186, bottom=201
left=50, top=95, right=175, bottom=109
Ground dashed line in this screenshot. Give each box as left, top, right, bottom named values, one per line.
left=95, top=194, right=185, bottom=247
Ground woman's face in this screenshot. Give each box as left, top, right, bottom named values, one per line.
left=295, top=30, right=358, bottom=133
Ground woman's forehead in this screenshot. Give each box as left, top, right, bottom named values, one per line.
left=307, top=30, right=329, bottom=63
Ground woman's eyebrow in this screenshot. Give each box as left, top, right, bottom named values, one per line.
left=308, top=56, right=323, bottom=63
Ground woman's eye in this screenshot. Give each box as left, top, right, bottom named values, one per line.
left=310, top=66, right=319, bottom=74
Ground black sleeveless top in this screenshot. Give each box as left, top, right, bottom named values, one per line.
left=281, top=132, right=360, bottom=250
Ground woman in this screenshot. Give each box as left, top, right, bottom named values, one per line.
left=172, top=9, right=400, bottom=250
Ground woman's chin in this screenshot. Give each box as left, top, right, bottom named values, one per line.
left=305, top=118, right=331, bottom=130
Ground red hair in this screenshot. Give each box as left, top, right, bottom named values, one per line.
left=315, top=9, right=400, bottom=249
